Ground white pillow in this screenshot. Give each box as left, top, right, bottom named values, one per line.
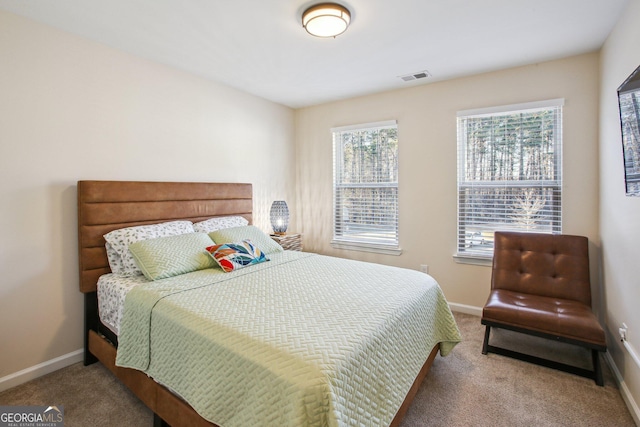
left=193, top=216, right=249, bottom=233
left=105, top=242, right=124, bottom=274
left=104, top=220, right=195, bottom=276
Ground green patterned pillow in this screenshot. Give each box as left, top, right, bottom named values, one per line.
left=209, top=225, right=284, bottom=255
left=104, top=220, right=195, bottom=276
left=129, top=233, right=217, bottom=280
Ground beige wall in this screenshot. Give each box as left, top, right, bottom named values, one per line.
left=600, top=0, right=640, bottom=416
left=4, top=3, right=636, bottom=414
left=295, top=53, right=600, bottom=310
left=0, top=10, right=296, bottom=379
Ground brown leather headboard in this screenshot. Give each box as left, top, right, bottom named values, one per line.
left=77, top=181, right=252, bottom=293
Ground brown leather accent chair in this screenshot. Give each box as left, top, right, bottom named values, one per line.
left=481, top=232, right=607, bottom=385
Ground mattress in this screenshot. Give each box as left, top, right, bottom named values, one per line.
left=113, top=251, right=461, bottom=426
left=97, top=272, right=151, bottom=335
left=97, top=267, right=231, bottom=335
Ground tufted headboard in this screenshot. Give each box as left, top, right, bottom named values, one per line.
left=77, top=181, right=252, bottom=293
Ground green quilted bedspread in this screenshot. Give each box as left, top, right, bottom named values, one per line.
left=116, top=251, right=461, bottom=427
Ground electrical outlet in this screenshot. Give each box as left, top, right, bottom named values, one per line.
left=619, top=323, right=628, bottom=341
left=420, top=264, right=429, bottom=274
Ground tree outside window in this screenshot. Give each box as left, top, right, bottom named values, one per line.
left=456, top=100, right=563, bottom=258
left=332, top=121, right=399, bottom=254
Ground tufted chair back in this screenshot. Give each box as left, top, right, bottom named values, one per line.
left=491, top=231, right=591, bottom=307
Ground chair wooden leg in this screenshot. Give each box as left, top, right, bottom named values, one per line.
left=482, top=325, right=491, bottom=355
left=592, top=350, right=603, bottom=386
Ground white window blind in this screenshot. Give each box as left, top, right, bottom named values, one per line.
left=332, top=120, right=399, bottom=253
left=456, top=99, right=563, bottom=258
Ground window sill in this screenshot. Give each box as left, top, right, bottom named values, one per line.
left=453, top=253, right=493, bottom=267
left=331, top=240, right=402, bottom=256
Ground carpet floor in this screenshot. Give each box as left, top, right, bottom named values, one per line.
left=0, top=312, right=635, bottom=426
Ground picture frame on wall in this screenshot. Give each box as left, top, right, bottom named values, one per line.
left=617, top=64, right=640, bottom=196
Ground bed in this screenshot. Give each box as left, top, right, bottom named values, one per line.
left=77, top=180, right=461, bottom=427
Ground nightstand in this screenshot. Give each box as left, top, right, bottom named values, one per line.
left=270, top=233, right=303, bottom=251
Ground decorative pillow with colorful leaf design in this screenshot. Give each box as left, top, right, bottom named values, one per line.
left=205, top=240, right=269, bottom=272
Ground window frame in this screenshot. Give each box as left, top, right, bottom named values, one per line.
left=331, top=120, right=401, bottom=255
left=455, top=99, right=564, bottom=264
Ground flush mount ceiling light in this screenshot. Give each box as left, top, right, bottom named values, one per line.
left=302, top=3, right=351, bottom=38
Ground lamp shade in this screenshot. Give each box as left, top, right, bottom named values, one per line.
left=270, top=201, right=289, bottom=235
left=302, top=3, right=351, bottom=38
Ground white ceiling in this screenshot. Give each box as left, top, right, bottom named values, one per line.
left=0, top=0, right=629, bottom=108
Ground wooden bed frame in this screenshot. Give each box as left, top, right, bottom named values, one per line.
left=77, top=180, right=440, bottom=427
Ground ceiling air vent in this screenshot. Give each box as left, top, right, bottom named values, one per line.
left=399, top=70, right=431, bottom=82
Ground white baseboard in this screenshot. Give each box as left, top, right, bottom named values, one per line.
left=449, top=302, right=482, bottom=317
left=604, top=352, right=640, bottom=426
left=0, top=348, right=84, bottom=393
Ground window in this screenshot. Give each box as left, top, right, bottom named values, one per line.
left=456, top=99, right=563, bottom=260
left=331, top=120, right=400, bottom=255
left=617, top=65, right=640, bottom=196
